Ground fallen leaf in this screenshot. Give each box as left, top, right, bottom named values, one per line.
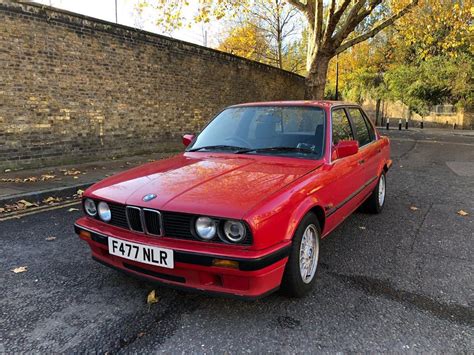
left=359, top=226, right=366, bottom=230
left=457, top=210, right=469, bottom=216
left=40, top=174, right=56, bottom=181
left=73, top=176, right=79, bottom=179
left=43, top=196, right=61, bottom=204
left=410, top=206, right=419, bottom=211
left=137, top=332, right=146, bottom=338
left=68, top=208, right=80, bottom=212
left=45, top=236, right=56, bottom=241
left=64, top=169, right=81, bottom=176
left=17, top=200, right=36, bottom=208
left=12, top=266, right=28, bottom=273
left=147, top=290, right=159, bottom=304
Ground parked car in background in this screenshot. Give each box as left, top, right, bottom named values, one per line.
left=75, top=101, right=392, bottom=299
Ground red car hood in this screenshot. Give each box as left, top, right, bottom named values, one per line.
left=86, top=153, right=322, bottom=219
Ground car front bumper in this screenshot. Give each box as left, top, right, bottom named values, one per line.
left=74, top=217, right=290, bottom=299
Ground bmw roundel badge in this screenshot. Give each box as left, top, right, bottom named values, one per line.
left=142, top=193, right=157, bottom=202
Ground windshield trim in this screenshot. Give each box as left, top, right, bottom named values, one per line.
left=186, top=105, right=327, bottom=160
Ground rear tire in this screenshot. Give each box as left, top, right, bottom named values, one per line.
left=280, top=213, right=321, bottom=298
left=365, top=172, right=386, bottom=214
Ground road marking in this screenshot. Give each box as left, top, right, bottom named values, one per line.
left=0, top=201, right=81, bottom=222
left=390, top=137, right=474, bottom=147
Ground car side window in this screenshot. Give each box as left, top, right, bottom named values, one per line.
left=332, top=109, right=354, bottom=145
left=348, top=108, right=371, bottom=147
left=361, top=110, right=376, bottom=141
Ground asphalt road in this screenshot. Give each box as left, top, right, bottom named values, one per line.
left=1, top=129, right=473, bottom=353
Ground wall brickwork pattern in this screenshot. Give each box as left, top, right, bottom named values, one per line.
left=0, top=1, right=305, bottom=170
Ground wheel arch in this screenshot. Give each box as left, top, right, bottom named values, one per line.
left=309, top=205, right=326, bottom=235
left=286, top=201, right=327, bottom=242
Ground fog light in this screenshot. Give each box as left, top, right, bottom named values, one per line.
left=212, top=259, right=239, bottom=269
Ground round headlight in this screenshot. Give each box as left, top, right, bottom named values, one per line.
left=195, top=217, right=217, bottom=240
left=84, top=198, right=97, bottom=217
left=97, top=201, right=111, bottom=222
left=223, top=220, right=246, bottom=243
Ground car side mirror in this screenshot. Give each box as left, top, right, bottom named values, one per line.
left=332, top=140, right=359, bottom=160
left=182, top=134, right=195, bottom=147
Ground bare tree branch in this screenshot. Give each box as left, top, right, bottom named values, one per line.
left=335, top=0, right=419, bottom=54
left=314, top=0, right=323, bottom=43
left=284, top=0, right=307, bottom=13
left=323, top=0, right=352, bottom=43
left=333, top=0, right=382, bottom=46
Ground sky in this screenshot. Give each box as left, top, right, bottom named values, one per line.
left=32, top=0, right=222, bottom=47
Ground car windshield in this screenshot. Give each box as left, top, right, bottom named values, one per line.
left=187, top=106, right=326, bottom=159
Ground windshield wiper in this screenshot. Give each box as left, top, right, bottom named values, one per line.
left=188, top=145, right=249, bottom=152
left=236, top=146, right=317, bottom=154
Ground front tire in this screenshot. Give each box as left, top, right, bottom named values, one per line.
left=365, top=171, right=386, bottom=214
left=280, top=213, right=321, bottom=298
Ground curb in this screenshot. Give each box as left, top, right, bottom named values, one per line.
left=0, top=181, right=96, bottom=206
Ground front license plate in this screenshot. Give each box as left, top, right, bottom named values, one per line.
left=108, top=237, right=174, bottom=269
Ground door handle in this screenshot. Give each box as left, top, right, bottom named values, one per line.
left=358, top=159, right=365, bottom=165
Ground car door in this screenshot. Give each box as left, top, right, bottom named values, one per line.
left=322, top=107, right=364, bottom=233
left=346, top=107, right=380, bottom=186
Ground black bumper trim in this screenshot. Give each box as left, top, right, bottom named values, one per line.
left=76, top=224, right=290, bottom=272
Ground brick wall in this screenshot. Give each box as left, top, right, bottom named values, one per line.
left=0, top=1, right=305, bottom=170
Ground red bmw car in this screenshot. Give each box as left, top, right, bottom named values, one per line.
left=75, top=101, right=391, bottom=299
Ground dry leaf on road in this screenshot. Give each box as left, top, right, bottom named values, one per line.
left=64, top=169, right=82, bottom=176
left=12, top=266, right=28, bottom=273
left=457, top=210, right=469, bottom=216
left=40, top=174, right=56, bottom=181
left=43, top=196, right=61, bottom=204
left=45, top=236, right=56, bottom=241
left=359, top=226, right=366, bottom=230
left=17, top=200, right=37, bottom=209
left=410, top=206, right=419, bottom=211
left=147, top=290, right=159, bottom=304
left=68, top=208, right=80, bottom=212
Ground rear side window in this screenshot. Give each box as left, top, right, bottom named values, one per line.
left=348, top=108, right=372, bottom=146
left=332, top=109, right=354, bottom=145
left=362, top=111, right=376, bottom=141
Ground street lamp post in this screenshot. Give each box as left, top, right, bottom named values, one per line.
left=335, top=54, right=339, bottom=101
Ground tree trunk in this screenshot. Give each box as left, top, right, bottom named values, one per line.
left=305, top=53, right=330, bottom=100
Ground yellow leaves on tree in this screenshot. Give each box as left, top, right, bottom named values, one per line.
left=393, top=0, right=473, bottom=59
left=217, top=22, right=271, bottom=64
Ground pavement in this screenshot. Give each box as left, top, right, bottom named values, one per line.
left=0, top=151, right=178, bottom=207
left=0, top=129, right=473, bottom=352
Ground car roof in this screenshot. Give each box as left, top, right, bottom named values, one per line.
left=229, top=100, right=357, bottom=109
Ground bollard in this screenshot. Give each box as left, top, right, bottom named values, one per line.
left=398, top=119, right=402, bottom=130
left=405, top=119, right=409, bottom=130
left=421, top=121, right=424, bottom=129
left=386, top=118, right=390, bottom=130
